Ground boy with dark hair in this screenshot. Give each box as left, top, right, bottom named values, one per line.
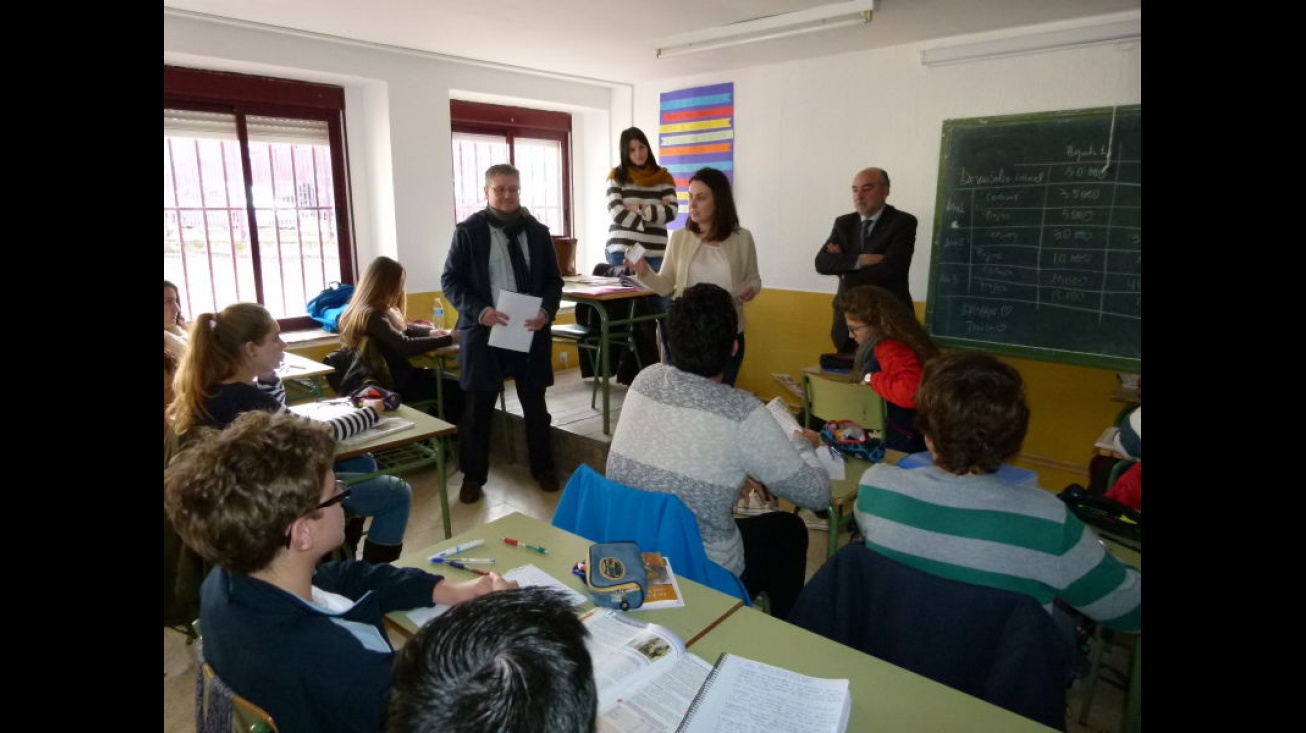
left=853, top=350, right=1141, bottom=632
left=387, top=587, right=596, bottom=732
left=607, top=283, right=829, bottom=620
left=164, top=410, right=516, bottom=732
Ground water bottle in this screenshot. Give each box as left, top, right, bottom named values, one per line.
left=431, top=297, right=446, bottom=330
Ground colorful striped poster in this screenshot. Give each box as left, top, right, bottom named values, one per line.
left=658, top=82, right=734, bottom=230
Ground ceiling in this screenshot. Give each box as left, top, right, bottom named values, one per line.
left=164, top=0, right=1141, bottom=85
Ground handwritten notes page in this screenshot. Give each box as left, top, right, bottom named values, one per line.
left=676, top=653, right=851, bottom=733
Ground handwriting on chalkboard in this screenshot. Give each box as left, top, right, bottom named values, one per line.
left=926, top=106, right=1141, bottom=370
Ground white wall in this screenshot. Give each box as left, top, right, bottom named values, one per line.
left=165, top=11, right=1139, bottom=301
left=631, top=24, right=1142, bottom=302
left=165, top=12, right=629, bottom=293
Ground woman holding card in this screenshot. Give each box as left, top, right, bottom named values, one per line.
left=635, top=167, right=761, bottom=387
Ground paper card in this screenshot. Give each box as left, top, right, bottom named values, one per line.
left=487, top=290, right=543, bottom=353
left=626, top=243, right=647, bottom=263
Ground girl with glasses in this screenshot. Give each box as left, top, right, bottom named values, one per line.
left=837, top=284, right=939, bottom=454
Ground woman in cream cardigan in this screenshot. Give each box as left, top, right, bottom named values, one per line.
left=635, top=167, right=760, bottom=386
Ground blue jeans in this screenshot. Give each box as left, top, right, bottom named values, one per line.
left=334, top=453, right=412, bottom=546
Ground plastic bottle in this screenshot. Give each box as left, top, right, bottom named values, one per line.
left=432, top=298, right=446, bottom=330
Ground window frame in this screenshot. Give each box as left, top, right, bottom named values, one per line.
left=450, top=100, right=572, bottom=237
left=164, top=65, right=355, bottom=331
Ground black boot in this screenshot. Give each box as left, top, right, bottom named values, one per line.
left=362, top=540, right=403, bottom=564
left=342, top=515, right=366, bottom=558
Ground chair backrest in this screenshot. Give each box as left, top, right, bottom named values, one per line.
left=789, top=543, right=1072, bottom=730
left=552, top=464, right=751, bottom=605
left=195, top=641, right=279, bottom=733
left=802, top=372, right=887, bottom=434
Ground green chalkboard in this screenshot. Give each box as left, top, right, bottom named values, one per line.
left=924, top=106, right=1140, bottom=371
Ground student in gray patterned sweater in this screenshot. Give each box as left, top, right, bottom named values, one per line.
left=606, top=283, right=830, bottom=619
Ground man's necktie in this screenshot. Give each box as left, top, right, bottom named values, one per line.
left=861, top=218, right=874, bottom=250
left=506, top=232, right=531, bottom=293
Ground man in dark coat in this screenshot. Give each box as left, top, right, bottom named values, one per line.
left=441, top=163, right=564, bottom=503
left=814, top=167, right=917, bottom=353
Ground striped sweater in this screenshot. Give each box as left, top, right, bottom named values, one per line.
left=605, top=166, right=679, bottom=256
left=606, top=364, right=830, bottom=575
left=854, top=463, right=1141, bottom=632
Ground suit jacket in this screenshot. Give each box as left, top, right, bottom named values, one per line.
left=440, top=210, right=564, bottom=391
left=814, top=204, right=917, bottom=350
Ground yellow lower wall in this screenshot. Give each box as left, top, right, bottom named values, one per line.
left=296, top=289, right=1113, bottom=491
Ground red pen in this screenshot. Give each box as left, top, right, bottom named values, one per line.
left=502, top=537, right=549, bottom=554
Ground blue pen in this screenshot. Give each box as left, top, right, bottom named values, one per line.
left=430, top=539, right=485, bottom=560
left=430, top=557, right=496, bottom=565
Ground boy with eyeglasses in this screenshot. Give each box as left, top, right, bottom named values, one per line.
left=164, top=410, right=517, bottom=732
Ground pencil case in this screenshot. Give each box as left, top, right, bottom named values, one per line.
left=584, top=541, right=647, bottom=611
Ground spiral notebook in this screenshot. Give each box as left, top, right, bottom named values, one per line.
left=676, top=652, right=851, bottom=733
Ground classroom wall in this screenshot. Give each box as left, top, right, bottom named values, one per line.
left=167, top=9, right=1141, bottom=490
left=630, top=12, right=1141, bottom=488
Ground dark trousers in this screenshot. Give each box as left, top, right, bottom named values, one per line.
left=736, top=510, right=809, bottom=620
left=722, top=332, right=746, bottom=387
left=459, top=359, right=554, bottom=483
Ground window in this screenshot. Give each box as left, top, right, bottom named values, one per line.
left=450, top=100, right=571, bottom=236
left=164, top=66, right=354, bottom=329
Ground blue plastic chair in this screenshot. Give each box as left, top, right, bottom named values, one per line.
left=551, top=464, right=752, bottom=606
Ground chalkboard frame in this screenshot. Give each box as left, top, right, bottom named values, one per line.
left=924, top=105, right=1141, bottom=372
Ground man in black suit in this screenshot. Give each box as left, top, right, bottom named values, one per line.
left=814, top=167, right=917, bottom=353
left=441, top=164, right=564, bottom=503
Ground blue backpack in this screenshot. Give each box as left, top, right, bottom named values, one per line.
left=305, top=282, right=354, bottom=332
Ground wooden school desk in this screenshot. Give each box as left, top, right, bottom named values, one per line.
left=278, top=351, right=334, bottom=403
left=388, top=511, right=743, bottom=643
left=292, top=402, right=458, bottom=540
left=560, top=279, right=666, bottom=435
left=687, top=606, right=1058, bottom=733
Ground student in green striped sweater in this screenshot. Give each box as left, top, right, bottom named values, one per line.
left=853, top=350, right=1141, bottom=632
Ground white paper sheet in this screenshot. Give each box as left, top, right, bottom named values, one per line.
left=487, top=290, right=544, bottom=353
left=626, top=243, right=647, bottom=263
left=404, top=563, right=585, bottom=628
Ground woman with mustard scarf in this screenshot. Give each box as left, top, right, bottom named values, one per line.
left=604, top=127, right=679, bottom=269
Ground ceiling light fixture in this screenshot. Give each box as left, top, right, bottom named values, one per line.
left=920, top=17, right=1141, bottom=67
left=655, top=0, right=876, bottom=59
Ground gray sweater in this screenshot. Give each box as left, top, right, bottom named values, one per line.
left=606, top=364, right=830, bottom=575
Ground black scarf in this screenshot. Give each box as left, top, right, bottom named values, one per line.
left=484, top=205, right=532, bottom=240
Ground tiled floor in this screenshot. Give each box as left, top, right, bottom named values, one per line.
left=164, top=368, right=1133, bottom=732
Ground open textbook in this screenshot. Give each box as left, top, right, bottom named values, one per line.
left=585, top=609, right=714, bottom=733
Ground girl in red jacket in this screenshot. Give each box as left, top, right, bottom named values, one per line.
left=837, top=285, right=939, bottom=453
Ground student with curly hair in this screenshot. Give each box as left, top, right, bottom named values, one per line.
left=852, top=350, right=1141, bottom=633
left=165, top=411, right=516, bottom=733
left=836, top=284, right=939, bottom=453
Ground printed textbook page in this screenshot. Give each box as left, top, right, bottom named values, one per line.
left=583, top=607, right=716, bottom=733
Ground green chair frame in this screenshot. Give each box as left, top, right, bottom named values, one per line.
left=801, top=372, right=888, bottom=558
left=550, top=301, right=643, bottom=409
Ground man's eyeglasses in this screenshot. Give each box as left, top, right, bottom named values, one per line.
left=488, top=186, right=521, bottom=195
left=847, top=323, right=871, bottom=336
left=317, top=482, right=353, bottom=510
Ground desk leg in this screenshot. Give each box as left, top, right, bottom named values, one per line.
left=435, top=358, right=446, bottom=420
left=827, top=503, right=841, bottom=558
left=597, top=302, right=612, bottom=435
left=437, top=436, right=452, bottom=539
